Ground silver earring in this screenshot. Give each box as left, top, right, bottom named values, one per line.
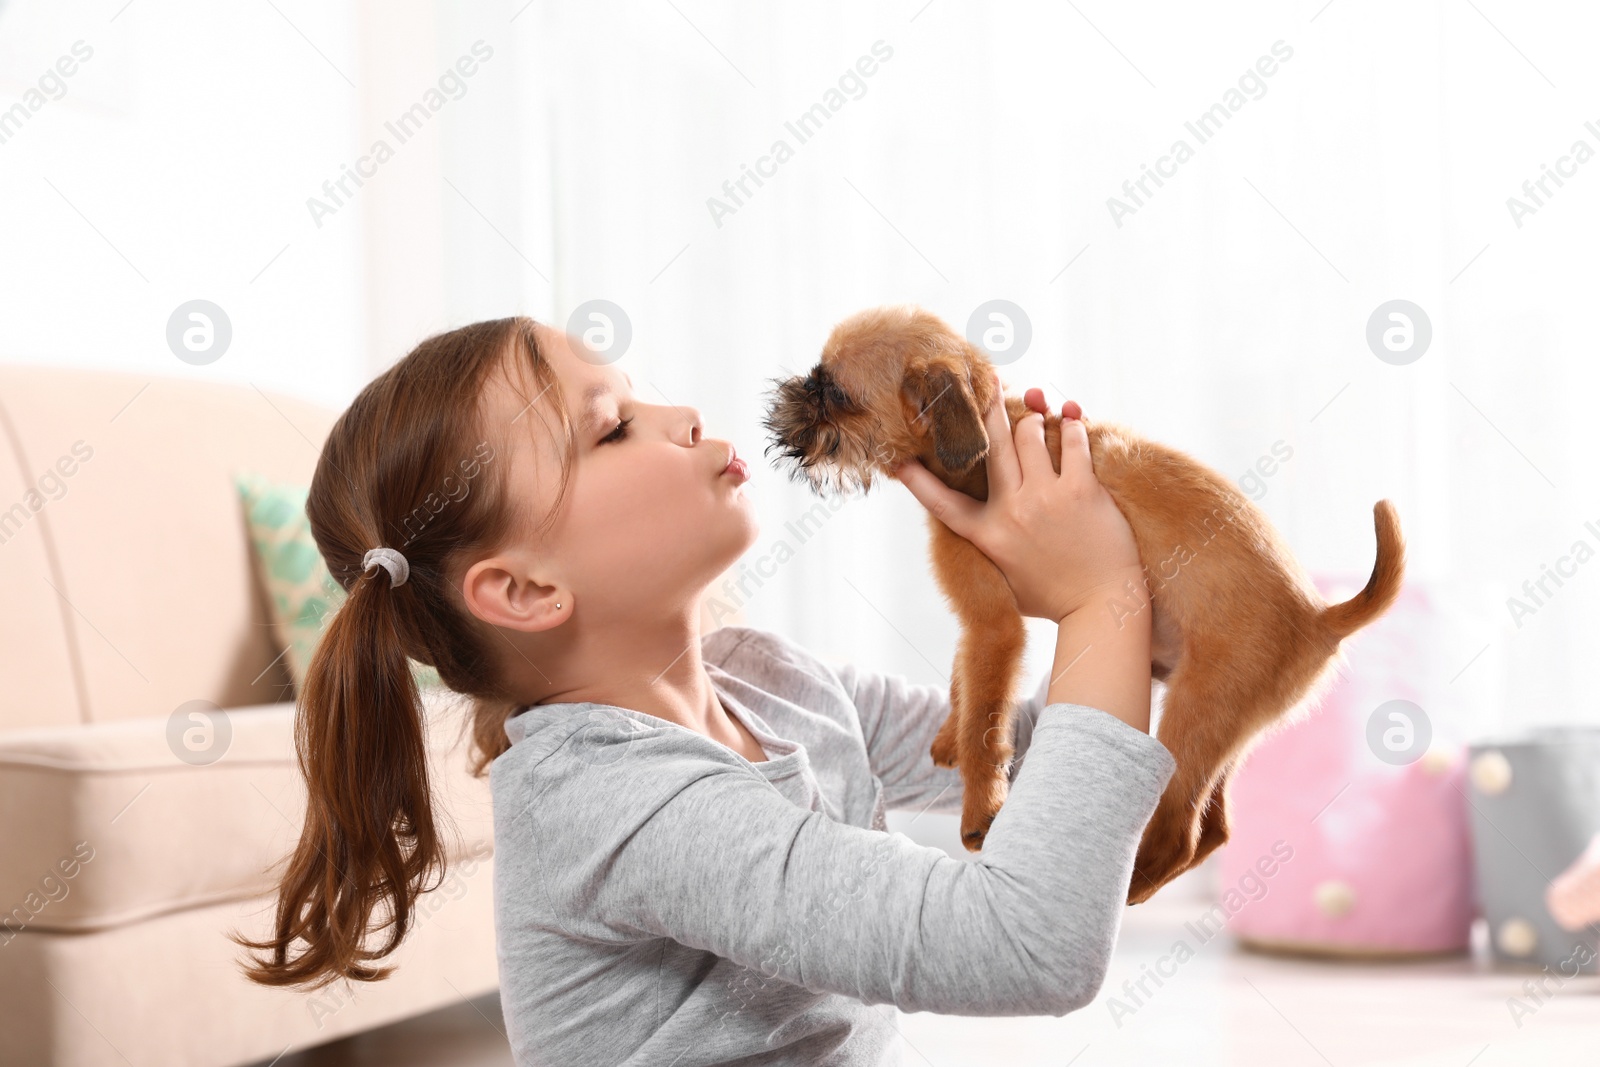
left=555, top=602, right=562, bottom=609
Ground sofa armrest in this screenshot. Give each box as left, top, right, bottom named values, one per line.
left=0, top=689, right=492, bottom=936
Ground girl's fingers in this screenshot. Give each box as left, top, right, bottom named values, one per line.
left=1055, top=416, right=1095, bottom=486
left=1018, top=388, right=1082, bottom=480
left=1014, top=410, right=1055, bottom=483
left=981, top=369, right=1022, bottom=499
left=893, top=457, right=979, bottom=538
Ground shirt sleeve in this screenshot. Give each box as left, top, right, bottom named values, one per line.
left=827, top=658, right=1052, bottom=815
left=525, top=704, right=1177, bottom=1018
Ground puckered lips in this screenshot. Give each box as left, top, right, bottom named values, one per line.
left=719, top=442, right=749, bottom=483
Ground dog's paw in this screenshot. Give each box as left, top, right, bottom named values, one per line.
left=1128, top=848, right=1183, bottom=904
left=1127, top=860, right=1169, bottom=905
left=960, top=814, right=994, bottom=852
left=930, top=727, right=958, bottom=768
left=959, top=774, right=1007, bottom=851
left=1127, top=807, right=1201, bottom=903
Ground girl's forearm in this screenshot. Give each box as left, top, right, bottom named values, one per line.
left=1045, top=569, right=1153, bottom=733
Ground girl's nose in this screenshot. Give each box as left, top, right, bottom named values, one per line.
left=681, top=407, right=703, bottom=446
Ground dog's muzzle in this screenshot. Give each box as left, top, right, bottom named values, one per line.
left=762, top=365, right=853, bottom=466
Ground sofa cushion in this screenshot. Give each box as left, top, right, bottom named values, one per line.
left=0, top=687, right=493, bottom=935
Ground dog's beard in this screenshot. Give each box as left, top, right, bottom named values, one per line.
left=761, top=372, right=902, bottom=498
left=764, top=429, right=888, bottom=499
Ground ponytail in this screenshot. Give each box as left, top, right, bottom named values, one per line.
left=235, top=568, right=446, bottom=988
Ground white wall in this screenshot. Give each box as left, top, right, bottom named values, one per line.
left=3, top=0, right=1595, bottom=740
left=0, top=0, right=366, bottom=408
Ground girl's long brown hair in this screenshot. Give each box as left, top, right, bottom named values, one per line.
left=234, top=316, right=574, bottom=989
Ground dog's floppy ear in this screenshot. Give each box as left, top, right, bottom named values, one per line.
left=904, top=365, right=987, bottom=472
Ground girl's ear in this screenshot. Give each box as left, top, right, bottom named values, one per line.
left=460, top=553, right=568, bottom=632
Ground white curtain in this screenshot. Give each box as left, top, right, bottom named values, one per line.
left=499, top=0, right=1598, bottom=737
left=3, top=0, right=1593, bottom=737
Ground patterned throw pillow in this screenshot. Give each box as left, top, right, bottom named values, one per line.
left=234, top=471, right=443, bottom=693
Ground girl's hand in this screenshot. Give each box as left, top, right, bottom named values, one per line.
left=892, top=369, right=1144, bottom=623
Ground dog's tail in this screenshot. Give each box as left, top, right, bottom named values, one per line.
left=1318, top=499, right=1406, bottom=642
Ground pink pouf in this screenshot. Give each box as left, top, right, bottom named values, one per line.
left=1210, top=573, right=1477, bottom=956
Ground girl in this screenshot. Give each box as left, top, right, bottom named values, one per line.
left=238, top=315, right=1176, bottom=1064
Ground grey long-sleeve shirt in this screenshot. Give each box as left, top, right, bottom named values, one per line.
left=489, top=624, right=1176, bottom=1065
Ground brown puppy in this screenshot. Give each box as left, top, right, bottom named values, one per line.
left=763, top=304, right=1405, bottom=904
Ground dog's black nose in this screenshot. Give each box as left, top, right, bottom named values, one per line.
left=797, top=365, right=851, bottom=415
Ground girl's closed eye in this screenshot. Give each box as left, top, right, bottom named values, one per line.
left=600, top=416, right=633, bottom=444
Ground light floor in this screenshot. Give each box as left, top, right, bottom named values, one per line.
left=896, top=891, right=1600, bottom=1065
left=255, top=871, right=1599, bottom=1067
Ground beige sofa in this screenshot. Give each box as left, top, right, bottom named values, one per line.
left=0, top=366, right=500, bottom=1067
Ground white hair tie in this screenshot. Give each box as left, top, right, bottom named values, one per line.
left=362, top=547, right=410, bottom=587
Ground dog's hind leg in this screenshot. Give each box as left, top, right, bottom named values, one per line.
left=1171, top=639, right=1349, bottom=881
left=1127, top=641, right=1258, bottom=903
